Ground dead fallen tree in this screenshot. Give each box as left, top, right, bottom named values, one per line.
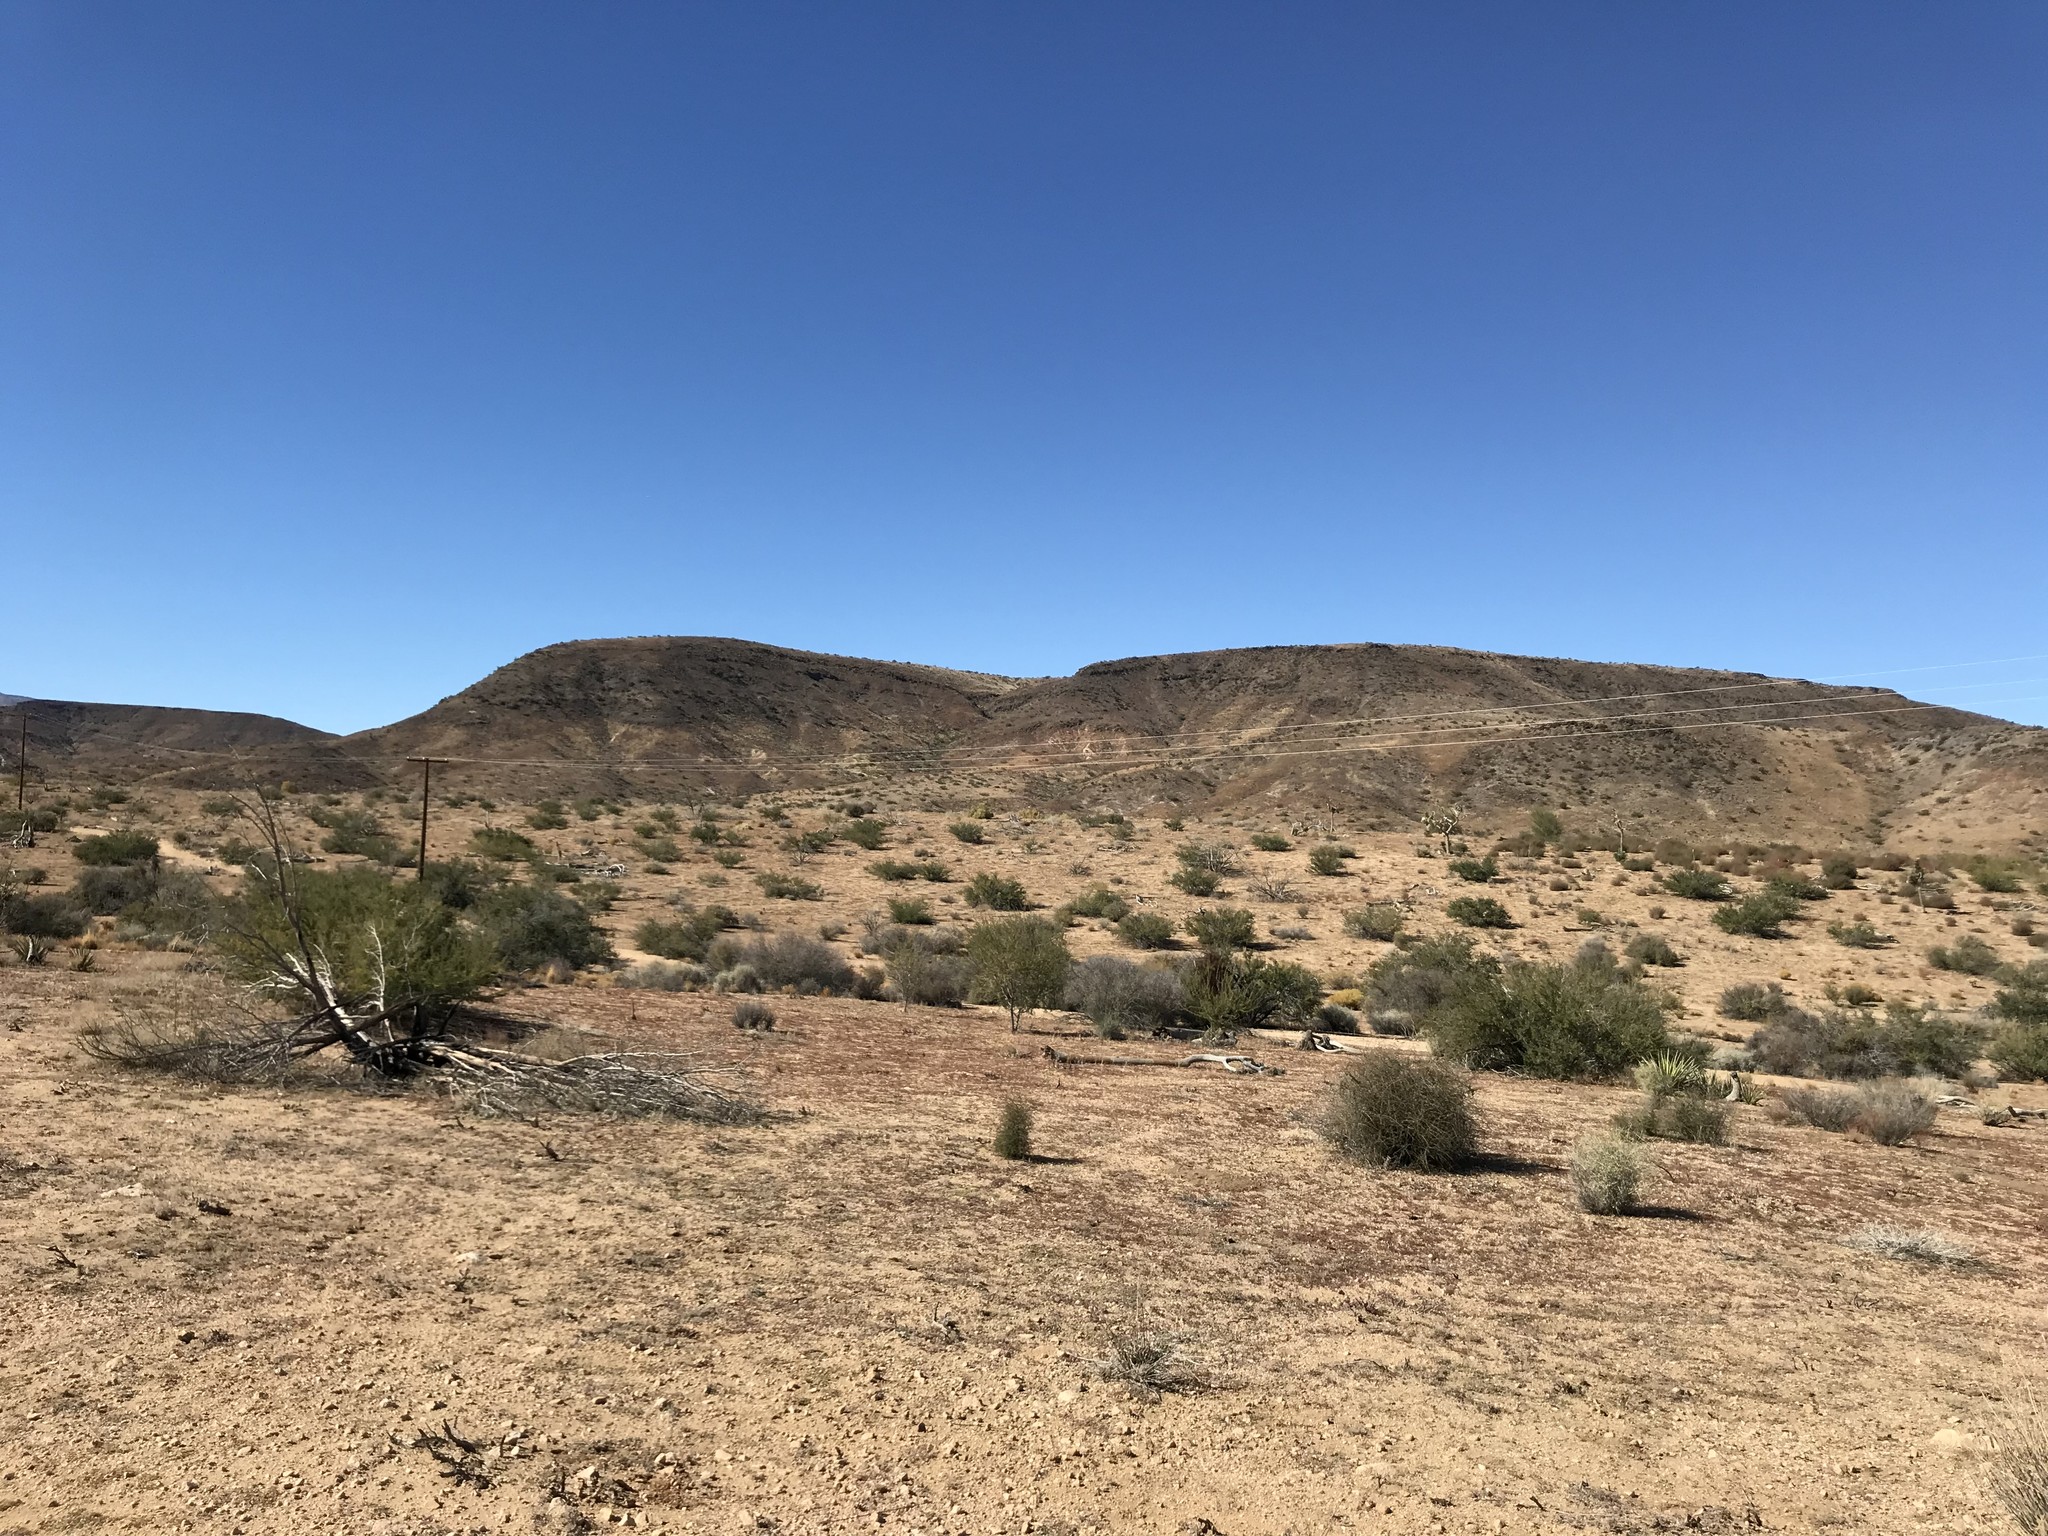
left=81, top=796, right=758, bottom=1124
left=1040, top=1045, right=1279, bottom=1075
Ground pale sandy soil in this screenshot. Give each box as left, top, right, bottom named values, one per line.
left=1, top=786, right=2044, bottom=1535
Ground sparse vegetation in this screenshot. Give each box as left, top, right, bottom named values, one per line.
left=947, top=820, right=987, bottom=844
left=72, top=831, right=160, bottom=867
left=1712, top=891, right=1800, bottom=937
left=966, top=916, right=1071, bottom=1029
left=756, top=871, right=825, bottom=901
left=1306, top=844, right=1350, bottom=876
left=886, top=895, right=934, bottom=925
left=1065, top=956, right=1184, bottom=1039
left=1663, top=869, right=1731, bottom=901
left=1571, top=1134, right=1647, bottom=1215
left=1842, top=1225, right=1973, bottom=1264
left=1321, top=1054, right=1476, bottom=1171
left=1928, top=933, right=2000, bottom=974
left=1623, top=933, right=1682, bottom=967
left=732, top=998, right=776, bottom=1031
left=1827, top=919, right=1890, bottom=949
left=993, top=1099, right=1033, bottom=1160
left=1447, top=855, right=1496, bottom=883
left=1750, top=999, right=1979, bottom=1079
left=1115, top=911, right=1176, bottom=949
left=1185, top=905, right=1257, bottom=955
left=963, top=872, right=1029, bottom=910
left=1424, top=947, right=1674, bottom=1079
left=1250, top=833, right=1291, bottom=852
left=1445, top=895, right=1513, bottom=929
left=1343, top=904, right=1405, bottom=942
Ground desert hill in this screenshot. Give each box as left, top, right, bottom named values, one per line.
left=11, top=637, right=2047, bottom=850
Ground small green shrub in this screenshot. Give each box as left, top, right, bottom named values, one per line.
left=0, top=890, right=88, bottom=939
left=1750, top=1000, right=1980, bottom=1079
left=994, top=1099, right=1033, bottom=1160
left=757, top=871, right=824, bottom=901
left=1169, top=866, right=1220, bottom=896
left=1343, top=905, right=1405, bottom=942
left=1929, top=934, right=2001, bottom=975
left=475, top=882, right=614, bottom=971
left=1321, top=1055, right=1477, bottom=1171
left=1307, top=844, right=1350, bottom=876
left=1062, top=885, right=1130, bottom=922
left=1447, top=856, right=1497, bottom=883
left=948, top=821, right=987, bottom=844
left=1571, top=1134, right=1646, bottom=1215
left=1993, top=961, right=2048, bottom=1024
left=1175, top=842, right=1239, bottom=877
left=842, top=818, right=888, bottom=851
left=1624, top=933, right=1683, bottom=968
left=964, top=872, right=1029, bottom=911
left=1182, top=953, right=1321, bottom=1034
left=708, top=932, right=858, bottom=995
left=1852, top=1081, right=1937, bottom=1144
left=1116, top=911, right=1176, bottom=949
left=879, top=927, right=971, bottom=1006
left=1446, top=896, right=1514, bottom=929
left=633, top=907, right=736, bottom=961
left=1250, top=833, right=1291, bottom=852
left=1663, top=869, right=1731, bottom=901
left=1780, top=1084, right=1862, bottom=1131
left=1765, top=872, right=1828, bottom=902
left=1065, top=956, right=1184, bottom=1038
left=1819, top=854, right=1859, bottom=890
left=1185, top=906, right=1257, bottom=955
left=1966, top=857, right=2027, bottom=894
left=886, top=895, right=934, bottom=925
left=1829, top=919, right=1890, bottom=949
left=1989, top=1024, right=2048, bottom=1082
left=1718, top=981, right=1786, bottom=1021
left=732, top=998, right=777, bottom=1031
left=1424, top=951, right=1673, bottom=1079
left=967, top=916, right=1071, bottom=1028
left=470, top=827, right=537, bottom=862
left=527, top=799, right=569, bottom=831
left=72, top=831, right=160, bottom=867
left=1713, top=892, right=1800, bottom=937
left=1363, top=933, right=1495, bottom=1036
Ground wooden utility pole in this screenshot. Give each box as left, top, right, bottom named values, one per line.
left=408, top=757, right=444, bottom=878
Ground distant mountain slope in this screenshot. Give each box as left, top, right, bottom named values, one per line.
left=13, top=638, right=2047, bottom=851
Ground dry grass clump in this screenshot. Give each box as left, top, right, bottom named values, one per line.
left=1321, top=1053, right=1476, bottom=1171
left=76, top=983, right=307, bottom=1085
left=1852, top=1080, right=1938, bottom=1144
left=1571, top=1133, right=1648, bottom=1215
left=1841, top=1225, right=1975, bottom=1265
left=1779, top=1084, right=1863, bottom=1131
left=1991, top=1396, right=2048, bottom=1536
left=1089, top=1295, right=1210, bottom=1394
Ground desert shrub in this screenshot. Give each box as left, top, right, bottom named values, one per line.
left=526, top=799, right=568, bottom=831
left=1169, top=867, right=1220, bottom=896
left=1250, top=833, right=1291, bottom=852
left=1424, top=951, right=1674, bottom=1080
left=1991, top=1026, right=2048, bottom=1082
left=1966, top=857, right=2027, bottom=894
left=732, top=998, right=776, bottom=1031
left=619, top=960, right=710, bottom=992
left=1062, top=885, right=1130, bottom=923
left=967, top=916, right=1071, bottom=1028
left=1718, top=981, right=1786, bottom=1021
left=1446, top=896, right=1514, bottom=929
left=73, top=831, right=159, bottom=867
left=1713, top=892, right=1800, bottom=937
left=1175, top=842, right=1239, bottom=878
left=1994, top=961, right=2048, bottom=1024
left=1819, top=853, right=1859, bottom=890
left=964, top=872, right=1029, bottom=911
left=1343, top=904, right=1405, bottom=942
left=1780, top=1084, right=1862, bottom=1131
left=1315, top=1002, right=1360, bottom=1034
left=886, top=895, right=934, bottom=925
left=1619, top=1091, right=1729, bottom=1145
left=1065, top=956, right=1184, bottom=1039
left=720, top=933, right=856, bottom=994
left=470, top=827, right=538, bottom=862
left=883, top=936, right=971, bottom=1006
left=1852, top=1080, right=1937, bottom=1144
left=311, top=806, right=401, bottom=862
left=867, top=859, right=918, bottom=881
left=1495, top=830, right=1546, bottom=857
left=1845, top=1225, right=1975, bottom=1265
left=1447, top=856, right=1497, bottom=883
left=1363, top=933, right=1497, bottom=1036
left=1831, top=982, right=1882, bottom=1008
left=1571, top=1134, right=1647, bottom=1215
left=1182, top=953, right=1321, bottom=1034
left=634, top=910, right=726, bottom=961
left=1185, top=905, right=1257, bottom=955
left=475, top=882, right=613, bottom=972
left=756, top=871, right=824, bottom=901
left=1623, top=933, right=1683, bottom=968
left=1928, top=933, right=2001, bottom=974
left=1116, top=911, right=1176, bottom=949
left=1828, top=919, right=1890, bottom=949
left=1750, top=1000, right=1979, bottom=1080
left=1662, top=869, right=1730, bottom=901
left=994, top=1099, right=1033, bottom=1160
left=948, top=820, right=986, bottom=844
left=1763, top=871, right=1827, bottom=902
left=0, top=890, right=88, bottom=939
left=70, top=864, right=157, bottom=916
left=840, top=817, right=887, bottom=850
left=1990, top=1396, right=2048, bottom=1536
left=1307, top=844, right=1350, bottom=877
left=1321, top=1054, right=1476, bottom=1171
left=109, top=868, right=214, bottom=948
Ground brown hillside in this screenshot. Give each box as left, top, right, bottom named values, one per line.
left=13, top=638, right=2047, bottom=851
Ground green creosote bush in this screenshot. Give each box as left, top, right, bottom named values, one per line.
left=1250, top=833, right=1292, bottom=853
left=964, top=872, right=1029, bottom=910
left=994, top=1099, right=1033, bottom=1160
left=706, top=932, right=859, bottom=996
left=966, top=916, right=1070, bottom=1028
left=527, top=799, right=569, bottom=831
left=756, top=871, right=825, bottom=901
left=1168, top=867, right=1220, bottom=896
left=1343, top=904, right=1405, bottom=942
left=1713, top=891, right=1801, bottom=937
left=948, top=821, right=987, bottom=845
left=1828, top=919, right=1891, bottom=949
left=1928, top=934, right=2001, bottom=975
left=1718, top=981, right=1787, bottom=1021
left=72, top=831, right=160, bottom=868
left=1448, top=856, right=1497, bottom=883
left=886, top=895, right=934, bottom=925
left=1061, top=886, right=1130, bottom=923
left=1571, top=1134, right=1648, bottom=1215
left=1182, top=952, right=1321, bottom=1035
left=1321, top=1054, right=1477, bottom=1171
left=1663, top=869, right=1732, bottom=901
left=470, top=826, right=538, bottom=862
left=841, top=818, right=888, bottom=851
left=1446, top=896, right=1514, bottom=929
left=1749, top=999, right=1980, bottom=1080
left=1065, top=955, right=1184, bottom=1039
left=1819, top=854, right=1859, bottom=890
left=1623, top=933, right=1683, bottom=968
left=1307, top=844, right=1351, bottom=877
left=1764, top=872, right=1829, bottom=902
left=1185, top=905, right=1257, bottom=955
left=1424, top=945, right=1674, bottom=1080
left=1115, top=911, right=1176, bottom=950
left=1362, top=933, right=1495, bottom=1037
left=633, top=906, right=740, bottom=961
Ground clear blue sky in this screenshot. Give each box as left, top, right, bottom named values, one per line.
left=4, top=2, right=2045, bottom=733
